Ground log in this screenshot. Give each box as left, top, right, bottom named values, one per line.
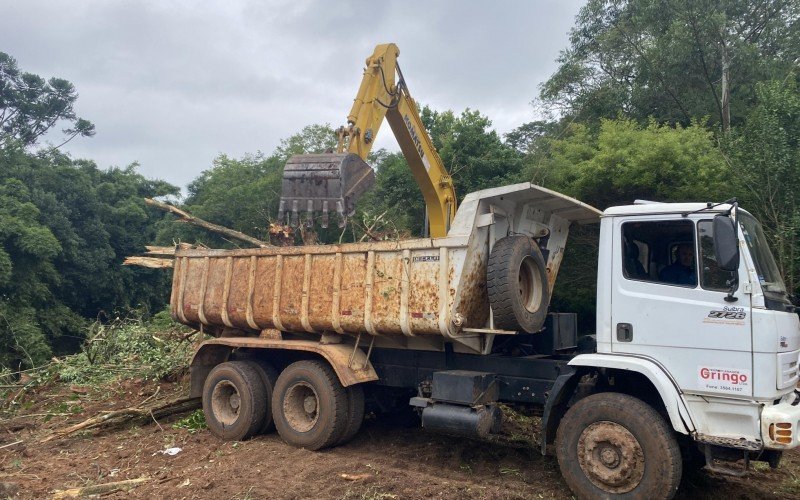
left=52, top=477, right=149, bottom=498
left=123, top=256, right=174, bottom=268
left=145, top=198, right=270, bottom=247
left=41, top=396, right=201, bottom=442
left=142, top=243, right=195, bottom=255
left=144, top=245, right=176, bottom=255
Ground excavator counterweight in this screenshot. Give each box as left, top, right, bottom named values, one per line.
left=277, top=153, right=375, bottom=228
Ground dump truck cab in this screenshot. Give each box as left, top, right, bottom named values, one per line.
left=579, top=201, right=800, bottom=454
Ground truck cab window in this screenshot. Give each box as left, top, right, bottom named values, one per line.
left=698, top=220, right=737, bottom=291
left=622, top=220, right=696, bottom=287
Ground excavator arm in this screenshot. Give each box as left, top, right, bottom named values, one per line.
left=278, top=43, right=457, bottom=238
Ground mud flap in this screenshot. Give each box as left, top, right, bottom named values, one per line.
left=540, top=366, right=578, bottom=455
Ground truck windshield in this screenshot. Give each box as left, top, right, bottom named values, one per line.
left=739, top=212, right=787, bottom=295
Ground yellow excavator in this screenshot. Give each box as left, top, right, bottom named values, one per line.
left=277, top=43, right=457, bottom=238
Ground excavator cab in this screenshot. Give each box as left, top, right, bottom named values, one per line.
left=277, top=152, right=375, bottom=228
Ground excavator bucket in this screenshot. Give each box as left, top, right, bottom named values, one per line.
left=278, top=153, right=376, bottom=228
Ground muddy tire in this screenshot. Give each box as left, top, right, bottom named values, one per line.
left=555, top=392, right=682, bottom=499
left=335, top=384, right=365, bottom=446
left=202, top=361, right=267, bottom=441
left=246, top=359, right=279, bottom=434
left=272, top=360, right=348, bottom=451
left=487, top=235, right=550, bottom=332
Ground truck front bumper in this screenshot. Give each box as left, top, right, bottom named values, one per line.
left=762, top=391, right=800, bottom=449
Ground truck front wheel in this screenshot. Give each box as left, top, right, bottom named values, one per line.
left=555, top=392, right=682, bottom=499
left=272, top=360, right=348, bottom=450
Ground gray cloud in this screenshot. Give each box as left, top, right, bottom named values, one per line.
left=2, top=0, right=583, bottom=190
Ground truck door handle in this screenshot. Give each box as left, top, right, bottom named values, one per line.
left=617, top=323, right=633, bottom=342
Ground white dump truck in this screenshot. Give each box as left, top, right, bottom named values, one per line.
left=171, top=182, right=800, bottom=499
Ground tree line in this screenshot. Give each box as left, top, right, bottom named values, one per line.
left=1, top=0, right=798, bottom=369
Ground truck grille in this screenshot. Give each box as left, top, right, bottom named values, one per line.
left=777, top=350, right=800, bottom=390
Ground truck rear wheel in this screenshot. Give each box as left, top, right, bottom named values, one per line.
left=555, top=392, right=682, bottom=499
left=336, top=384, right=365, bottom=446
left=487, top=235, right=550, bottom=332
left=202, top=361, right=268, bottom=441
left=272, top=360, right=348, bottom=450
left=248, top=359, right=279, bottom=434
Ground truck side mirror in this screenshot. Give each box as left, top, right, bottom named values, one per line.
left=713, top=215, right=739, bottom=271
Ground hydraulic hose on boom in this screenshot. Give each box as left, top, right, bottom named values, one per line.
left=278, top=43, right=457, bottom=238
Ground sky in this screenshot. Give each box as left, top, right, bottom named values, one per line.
left=1, top=0, right=584, bottom=192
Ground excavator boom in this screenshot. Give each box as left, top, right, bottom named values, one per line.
left=278, top=43, right=456, bottom=237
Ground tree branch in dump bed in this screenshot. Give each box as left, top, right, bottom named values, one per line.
left=122, top=256, right=174, bottom=268
left=144, top=198, right=271, bottom=247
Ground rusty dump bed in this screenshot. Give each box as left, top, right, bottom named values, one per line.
left=170, top=183, right=600, bottom=354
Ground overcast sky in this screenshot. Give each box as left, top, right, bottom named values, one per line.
left=2, top=0, right=584, bottom=192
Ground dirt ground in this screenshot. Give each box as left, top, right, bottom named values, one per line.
left=1, top=379, right=799, bottom=499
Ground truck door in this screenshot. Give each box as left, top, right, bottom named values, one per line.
left=610, top=216, right=753, bottom=397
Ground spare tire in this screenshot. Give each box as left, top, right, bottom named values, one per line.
left=487, top=235, right=550, bottom=332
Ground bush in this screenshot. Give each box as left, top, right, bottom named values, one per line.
left=55, top=313, right=194, bottom=386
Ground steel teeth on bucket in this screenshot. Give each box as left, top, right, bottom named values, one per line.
left=278, top=153, right=376, bottom=230
left=277, top=198, right=346, bottom=228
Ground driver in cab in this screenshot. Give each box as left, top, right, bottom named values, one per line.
left=660, top=243, right=697, bottom=286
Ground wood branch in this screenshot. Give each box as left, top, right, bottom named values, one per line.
left=53, top=477, right=149, bottom=499
left=41, top=396, right=200, bottom=442
left=0, top=440, right=23, bottom=450
left=123, top=256, right=174, bottom=268
left=145, top=198, right=271, bottom=247
left=358, top=210, right=389, bottom=242
left=144, top=245, right=176, bottom=255
left=143, top=243, right=194, bottom=256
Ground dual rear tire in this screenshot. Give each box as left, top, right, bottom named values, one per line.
left=202, top=361, right=267, bottom=441
left=202, top=359, right=364, bottom=450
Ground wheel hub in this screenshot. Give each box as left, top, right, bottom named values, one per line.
left=303, top=395, right=317, bottom=414
left=599, top=445, right=621, bottom=467
left=210, top=380, right=241, bottom=426
left=577, top=421, right=645, bottom=494
left=284, top=382, right=320, bottom=433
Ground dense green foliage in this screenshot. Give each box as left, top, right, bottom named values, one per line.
left=541, top=0, right=798, bottom=128
left=0, top=54, right=179, bottom=369
left=0, top=146, right=178, bottom=369
left=529, top=119, right=729, bottom=208
left=2, top=1, right=800, bottom=369
left=725, top=78, right=800, bottom=291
